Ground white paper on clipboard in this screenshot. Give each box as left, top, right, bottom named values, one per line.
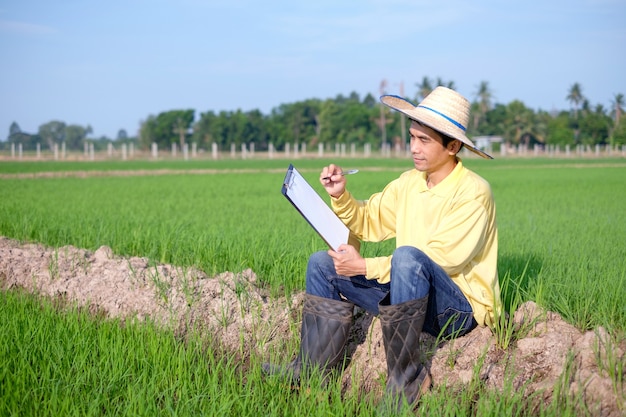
left=281, top=164, right=349, bottom=251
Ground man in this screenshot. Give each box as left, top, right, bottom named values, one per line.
left=267, top=86, right=499, bottom=409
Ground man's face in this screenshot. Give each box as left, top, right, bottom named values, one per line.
left=409, top=120, right=459, bottom=174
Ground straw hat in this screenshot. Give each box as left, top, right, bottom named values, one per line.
left=380, top=86, right=493, bottom=159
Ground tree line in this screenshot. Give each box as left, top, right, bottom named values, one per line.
left=4, top=80, right=625, bottom=153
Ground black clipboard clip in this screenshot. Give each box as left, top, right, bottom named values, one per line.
left=282, top=163, right=295, bottom=193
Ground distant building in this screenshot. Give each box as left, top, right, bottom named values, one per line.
left=473, top=136, right=503, bottom=151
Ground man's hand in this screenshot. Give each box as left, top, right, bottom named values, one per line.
left=328, top=244, right=367, bottom=277
left=320, top=164, right=346, bottom=198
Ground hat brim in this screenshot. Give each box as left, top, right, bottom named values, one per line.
left=381, top=95, right=493, bottom=159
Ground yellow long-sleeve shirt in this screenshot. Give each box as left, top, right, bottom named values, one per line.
left=331, top=160, right=499, bottom=326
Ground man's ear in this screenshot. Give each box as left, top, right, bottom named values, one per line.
left=448, top=139, right=462, bottom=154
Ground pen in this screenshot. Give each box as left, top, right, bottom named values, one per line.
left=322, top=169, right=359, bottom=180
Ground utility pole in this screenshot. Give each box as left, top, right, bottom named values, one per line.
left=399, top=81, right=407, bottom=146
left=173, top=117, right=187, bottom=148
left=378, top=79, right=388, bottom=147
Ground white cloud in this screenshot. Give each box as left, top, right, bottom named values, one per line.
left=272, top=5, right=469, bottom=51
left=0, top=19, right=57, bottom=35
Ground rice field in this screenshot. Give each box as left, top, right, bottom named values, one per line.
left=1, top=156, right=625, bottom=415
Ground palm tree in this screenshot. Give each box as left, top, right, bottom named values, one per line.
left=501, top=100, right=546, bottom=148
left=608, top=93, right=624, bottom=147
left=566, top=83, right=584, bottom=119
left=415, top=76, right=456, bottom=103
left=473, top=81, right=493, bottom=130
left=435, top=77, right=456, bottom=90
left=611, top=93, right=624, bottom=126
left=415, top=77, right=433, bottom=102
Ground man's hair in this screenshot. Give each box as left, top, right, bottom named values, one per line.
left=441, top=133, right=464, bottom=151
left=413, top=119, right=464, bottom=152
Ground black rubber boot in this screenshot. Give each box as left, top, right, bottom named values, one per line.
left=263, top=294, right=353, bottom=384
left=379, top=296, right=431, bottom=411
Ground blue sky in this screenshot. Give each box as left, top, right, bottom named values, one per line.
left=1, top=0, right=625, bottom=139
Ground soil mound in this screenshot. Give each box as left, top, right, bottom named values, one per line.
left=1, top=237, right=623, bottom=416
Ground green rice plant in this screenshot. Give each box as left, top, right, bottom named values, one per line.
left=215, top=279, right=234, bottom=329
left=0, top=289, right=244, bottom=416
left=147, top=263, right=170, bottom=308
left=66, top=247, right=91, bottom=276
left=593, top=329, right=625, bottom=407
left=126, top=259, right=139, bottom=285
left=48, top=248, right=60, bottom=280
left=1, top=158, right=626, bottom=336
left=1, top=157, right=625, bottom=338
left=1, top=287, right=389, bottom=416
left=547, top=349, right=589, bottom=416
left=492, top=268, right=537, bottom=351
left=0, top=159, right=626, bottom=415
left=488, top=161, right=626, bottom=334
left=174, top=265, right=199, bottom=309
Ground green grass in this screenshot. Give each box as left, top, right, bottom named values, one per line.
left=1, top=156, right=625, bottom=416
left=0, top=159, right=401, bottom=297
left=487, top=162, right=626, bottom=333
left=0, top=156, right=407, bottom=174
left=0, top=289, right=390, bottom=416
left=1, top=157, right=624, bottom=332
left=1, top=290, right=227, bottom=415
left=0, top=289, right=590, bottom=417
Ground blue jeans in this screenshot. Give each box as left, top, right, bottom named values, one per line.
left=306, top=246, right=476, bottom=338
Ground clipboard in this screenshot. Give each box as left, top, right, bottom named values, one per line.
left=282, top=164, right=349, bottom=251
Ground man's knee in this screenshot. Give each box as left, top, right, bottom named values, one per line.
left=389, top=246, right=432, bottom=302
left=306, top=251, right=335, bottom=289
left=308, top=250, right=333, bottom=270
left=391, top=246, right=428, bottom=269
